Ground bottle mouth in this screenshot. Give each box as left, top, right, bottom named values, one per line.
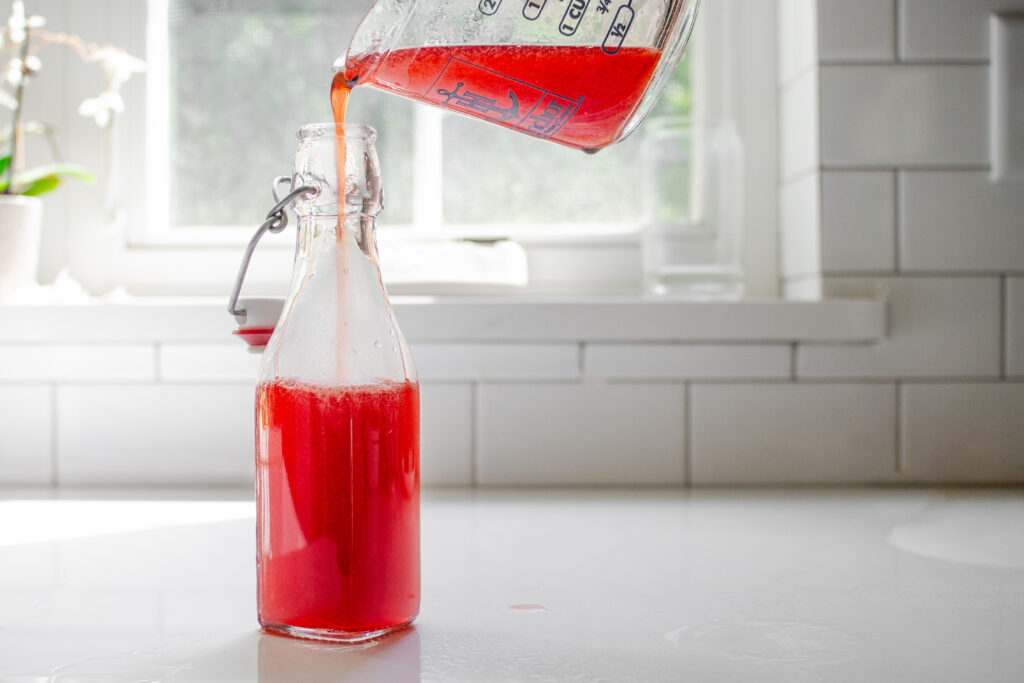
left=297, top=123, right=377, bottom=143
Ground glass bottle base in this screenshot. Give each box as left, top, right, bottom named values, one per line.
left=261, top=619, right=415, bottom=644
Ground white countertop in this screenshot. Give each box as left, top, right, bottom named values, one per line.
left=2, top=487, right=1023, bottom=682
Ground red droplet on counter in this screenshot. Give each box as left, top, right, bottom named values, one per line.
left=233, top=327, right=275, bottom=347
left=509, top=604, right=548, bottom=612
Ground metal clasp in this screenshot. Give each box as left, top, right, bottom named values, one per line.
left=227, top=177, right=317, bottom=324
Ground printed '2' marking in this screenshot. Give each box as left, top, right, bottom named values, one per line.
left=479, top=0, right=502, bottom=16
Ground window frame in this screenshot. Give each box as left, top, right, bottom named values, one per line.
left=57, top=0, right=777, bottom=298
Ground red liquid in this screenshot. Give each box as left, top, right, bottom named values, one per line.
left=256, top=379, right=420, bottom=635
left=345, top=45, right=662, bottom=151
left=233, top=327, right=275, bottom=348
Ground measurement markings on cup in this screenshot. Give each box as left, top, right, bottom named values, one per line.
left=602, top=0, right=635, bottom=54
left=523, top=0, right=547, bottom=20
left=559, top=0, right=591, bottom=36
left=479, top=0, right=502, bottom=16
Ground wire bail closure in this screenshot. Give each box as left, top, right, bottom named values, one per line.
left=227, top=177, right=317, bottom=324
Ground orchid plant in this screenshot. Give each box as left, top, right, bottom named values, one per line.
left=0, top=1, right=145, bottom=196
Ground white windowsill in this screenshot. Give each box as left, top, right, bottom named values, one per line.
left=0, top=296, right=886, bottom=344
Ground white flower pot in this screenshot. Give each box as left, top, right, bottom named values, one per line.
left=0, top=195, right=43, bottom=298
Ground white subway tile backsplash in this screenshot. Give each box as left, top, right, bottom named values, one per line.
left=818, top=0, right=896, bottom=62
left=899, top=0, right=1024, bottom=61
left=1009, top=278, right=1024, bottom=376
left=901, top=383, right=1024, bottom=482
left=401, top=299, right=886, bottom=343
left=160, top=344, right=260, bottom=381
left=820, top=65, right=987, bottom=166
left=0, top=304, right=235, bottom=343
left=57, top=385, right=254, bottom=485
left=779, top=70, right=820, bottom=181
left=899, top=171, right=1024, bottom=272
left=821, top=171, right=896, bottom=272
left=778, top=0, right=818, bottom=85
left=585, top=344, right=791, bottom=380
left=780, top=172, right=822, bottom=278
left=0, top=386, right=52, bottom=484
left=798, top=277, right=1001, bottom=378
left=0, top=345, right=154, bottom=382
left=412, top=344, right=578, bottom=381
left=420, top=384, right=473, bottom=486
left=477, top=383, right=685, bottom=485
left=691, top=383, right=897, bottom=483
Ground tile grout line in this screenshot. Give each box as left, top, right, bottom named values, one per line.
left=470, top=382, right=480, bottom=487
left=893, top=170, right=901, bottom=274
left=683, top=382, right=692, bottom=487
left=894, top=0, right=901, bottom=63
left=817, top=172, right=824, bottom=274
left=894, top=381, right=904, bottom=474
left=50, top=384, right=59, bottom=486
left=1000, top=274, right=1007, bottom=379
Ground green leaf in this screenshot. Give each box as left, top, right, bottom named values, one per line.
left=20, top=175, right=61, bottom=196
left=15, top=163, right=95, bottom=186
left=0, top=156, right=10, bottom=177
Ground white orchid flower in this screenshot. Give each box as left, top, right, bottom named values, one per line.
left=23, top=55, right=40, bottom=74
left=0, top=88, right=16, bottom=110
left=94, top=47, right=146, bottom=89
left=78, top=90, right=125, bottom=128
left=4, top=54, right=41, bottom=87
left=7, top=1, right=46, bottom=45
left=6, top=58, right=23, bottom=86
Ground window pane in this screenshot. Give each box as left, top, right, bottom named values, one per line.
left=167, top=0, right=412, bottom=227
left=441, top=55, right=691, bottom=229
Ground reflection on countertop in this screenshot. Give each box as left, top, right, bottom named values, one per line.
left=1, top=487, right=1023, bottom=682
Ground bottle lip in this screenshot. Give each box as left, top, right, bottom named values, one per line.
left=296, top=123, right=377, bottom=143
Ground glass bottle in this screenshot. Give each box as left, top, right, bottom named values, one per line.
left=255, top=123, right=419, bottom=643
left=641, top=117, right=744, bottom=298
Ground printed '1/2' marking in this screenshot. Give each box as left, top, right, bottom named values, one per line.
left=602, top=0, right=634, bottom=54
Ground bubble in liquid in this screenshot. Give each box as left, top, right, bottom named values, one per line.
left=374, top=340, right=382, bottom=349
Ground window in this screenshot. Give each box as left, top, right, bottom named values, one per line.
left=147, top=0, right=690, bottom=237
left=57, top=0, right=776, bottom=297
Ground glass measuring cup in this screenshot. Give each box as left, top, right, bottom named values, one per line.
left=335, top=0, right=701, bottom=151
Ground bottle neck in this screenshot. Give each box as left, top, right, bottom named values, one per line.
left=297, top=215, right=379, bottom=266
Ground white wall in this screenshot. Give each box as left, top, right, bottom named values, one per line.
left=776, top=0, right=1024, bottom=482
left=1, top=0, right=1022, bottom=487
